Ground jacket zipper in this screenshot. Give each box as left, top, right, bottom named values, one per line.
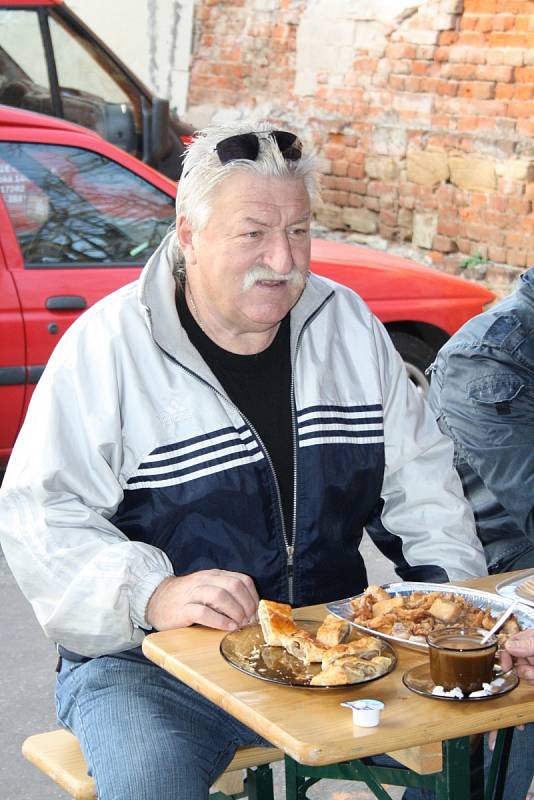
left=287, top=292, right=334, bottom=602
left=146, top=287, right=334, bottom=604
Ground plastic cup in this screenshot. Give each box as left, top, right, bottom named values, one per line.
left=342, top=699, right=384, bottom=727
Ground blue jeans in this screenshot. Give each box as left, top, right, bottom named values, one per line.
left=55, top=650, right=271, bottom=800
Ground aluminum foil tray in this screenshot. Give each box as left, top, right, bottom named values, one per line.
left=327, top=581, right=534, bottom=652
left=496, top=572, right=534, bottom=609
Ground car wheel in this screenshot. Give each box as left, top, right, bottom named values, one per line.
left=388, top=332, right=437, bottom=396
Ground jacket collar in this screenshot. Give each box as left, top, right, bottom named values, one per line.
left=137, top=230, right=333, bottom=380
left=518, top=265, right=534, bottom=307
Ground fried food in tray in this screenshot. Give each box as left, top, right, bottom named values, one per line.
left=350, top=584, right=522, bottom=647
left=252, top=600, right=395, bottom=687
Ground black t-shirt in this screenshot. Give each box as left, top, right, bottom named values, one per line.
left=176, top=288, right=294, bottom=541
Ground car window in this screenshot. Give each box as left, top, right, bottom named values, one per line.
left=0, top=10, right=53, bottom=115
left=0, top=142, right=176, bottom=266
left=48, top=14, right=140, bottom=152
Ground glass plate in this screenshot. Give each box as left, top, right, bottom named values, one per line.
left=496, top=572, right=534, bottom=609
left=326, top=582, right=534, bottom=652
left=402, top=662, right=519, bottom=701
left=220, top=620, right=397, bottom=689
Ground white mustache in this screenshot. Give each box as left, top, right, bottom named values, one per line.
left=242, top=265, right=307, bottom=293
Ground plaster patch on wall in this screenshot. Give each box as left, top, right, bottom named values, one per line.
left=294, top=0, right=425, bottom=97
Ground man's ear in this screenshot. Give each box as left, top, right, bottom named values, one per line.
left=176, top=213, right=197, bottom=266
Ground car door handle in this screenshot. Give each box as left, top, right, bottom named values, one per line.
left=45, top=295, right=87, bottom=310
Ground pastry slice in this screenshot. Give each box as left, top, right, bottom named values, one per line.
left=258, top=599, right=298, bottom=646
left=315, top=614, right=351, bottom=648
left=310, top=655, right=370, bottom=686
left=321, top=636, right=383, bottom=669
left=282, top=632, right=328, bottom=664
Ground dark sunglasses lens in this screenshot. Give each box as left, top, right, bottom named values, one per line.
left=271, top=131, right=303, bottom=161
left=216, top=133, right=260, bottom=164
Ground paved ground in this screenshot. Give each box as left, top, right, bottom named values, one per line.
left=1, top=533, right=402, bottom=800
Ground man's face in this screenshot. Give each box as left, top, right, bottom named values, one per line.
left=178, top=171, right=311, bottom=346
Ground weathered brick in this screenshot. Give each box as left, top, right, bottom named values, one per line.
left=449, top=155, right=496, bottom=191
left=517, top=119, right=534, bottom=136
left=488, top=244, right=507, bottom=262
left=364, top=156, right=398, bottom=181
left=489, top=32, right=528, bottom=47
left=442, top=62, right=478, bottom=79
left=497, top=177, right=526, bottom=196
left=516, top=65, right=534, bottom=82
left=332, top=160, right=349, bottom=177
left=341, top=207, right=378, bottom=234
left=413, top=211, right=439, bottom=248
left=458, top=81, right=496, bottom=99
left=406, top=149, right=450, bottom=186
left=508, top=100, right=534, bottom=117
left=495, top=158, right=534, bottom=182
left=475, top=64, right=514, bottom=81
left=433, top=234, right=458, bottom=252
left=438, top=217, right=460, bottom=238
left=506, top=248, right=528, bottom=267
left=485, top=48, right=524, bottom=66
left=492, top=13, right=517, bottom=32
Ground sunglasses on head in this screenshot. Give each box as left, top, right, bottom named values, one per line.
left=214, top=130, right=303, bottom=165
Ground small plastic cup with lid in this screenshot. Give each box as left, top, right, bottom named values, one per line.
left=341, top=699, right=384, bottom=727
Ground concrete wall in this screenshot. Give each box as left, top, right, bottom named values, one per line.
left=69, top=0, right=194, bottom=115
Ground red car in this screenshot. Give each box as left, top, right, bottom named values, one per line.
left=0, top=105, right=494, bottom=467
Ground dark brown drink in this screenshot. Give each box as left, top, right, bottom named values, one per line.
left=427, top=627, right=498, bottom=695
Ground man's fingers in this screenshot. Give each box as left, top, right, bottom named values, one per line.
left=498, top=650, right=513, bottom=673
left=515, top=662, right=534, bottom=684
left=505, top=630, right=534, bottom=656
left=183, top=602, right=241, bottom=631
left=188, top=583, right=254, bottom=627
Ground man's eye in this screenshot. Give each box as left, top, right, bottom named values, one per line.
left=289, top=227, right=309, bottom=236
left=243, top=230, right=261, bottom=239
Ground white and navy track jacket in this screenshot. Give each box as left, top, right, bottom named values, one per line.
left=0, top=232, right=486, bottom=658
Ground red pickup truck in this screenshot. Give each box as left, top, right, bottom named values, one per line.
left=0, top=105, right=495, bottom=468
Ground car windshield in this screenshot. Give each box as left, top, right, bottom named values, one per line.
left=0, top=9, right=140, bottom=153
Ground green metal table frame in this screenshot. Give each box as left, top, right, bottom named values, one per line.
left=283, top=728, right=514, bottom=800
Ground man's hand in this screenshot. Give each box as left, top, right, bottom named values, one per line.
left=146, top=569, right=259, bottom=632
left=499, top=628, right=534, bottom=683
left=488, top=628, right=534, bottom=751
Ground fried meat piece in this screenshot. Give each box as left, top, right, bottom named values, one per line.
left=372, top=596, right=405, bottom=617
left=429, top=597, right=462, bottom=624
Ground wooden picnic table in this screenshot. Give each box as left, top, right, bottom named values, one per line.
left=143, top=570, right=534, bottom=799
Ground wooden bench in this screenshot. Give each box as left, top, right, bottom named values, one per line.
left=22, top=729, right=283, bottom=799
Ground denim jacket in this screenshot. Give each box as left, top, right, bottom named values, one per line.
left=427, top=267, right=534, bottom=573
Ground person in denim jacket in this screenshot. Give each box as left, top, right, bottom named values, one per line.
left=428, top=266, right=534, bottom=573
left=427, top=267, right=534, bottom=800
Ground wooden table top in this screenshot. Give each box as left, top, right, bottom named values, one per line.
left=142, top=571, right=534, bottom=769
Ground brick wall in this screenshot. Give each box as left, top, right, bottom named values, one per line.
left=188, top=0, right=534, bottom=294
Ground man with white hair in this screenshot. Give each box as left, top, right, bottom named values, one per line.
left=0, top=122, right=486, bottom=799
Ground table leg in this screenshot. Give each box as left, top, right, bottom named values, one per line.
left=284, top=737, right=479, bottom=800
left=434, top=738, right=471, bottom=800
left=245, top=763, right=276, bottom=800
left=484, top=727, right=514, bottom=800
